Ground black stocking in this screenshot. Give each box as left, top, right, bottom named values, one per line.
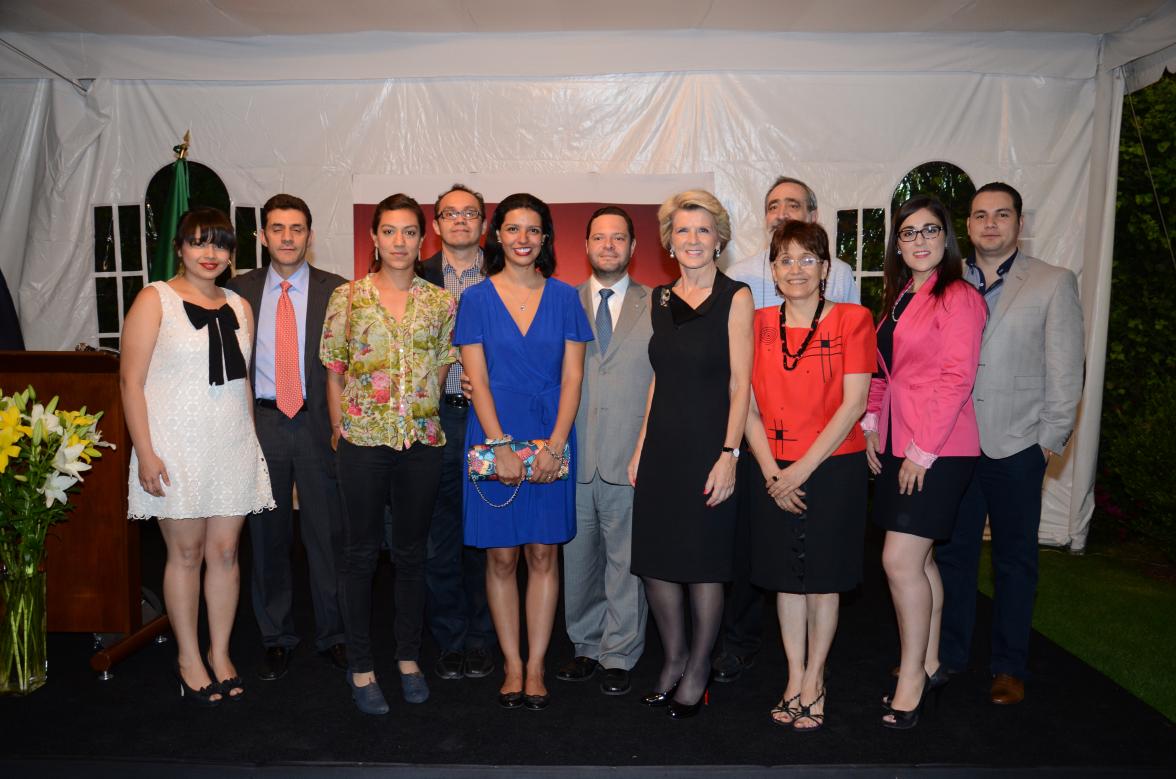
left=676, top=582, right=724, bottom=705
left=642, top=576, right=688, bottom=692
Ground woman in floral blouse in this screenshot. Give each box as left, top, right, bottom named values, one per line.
left=319, top=193, right=457, bottom=715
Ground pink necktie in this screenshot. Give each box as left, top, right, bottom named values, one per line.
left=275, top=281, right=301, bottom=418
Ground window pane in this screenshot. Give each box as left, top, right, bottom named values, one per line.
left=892, top=161, right=975, bottom=257
left=95, top=277, right=119, bottom=333
left=861, top=277, right=885, bottom=321
left=122, top=275, right=144, bottom=316
left=235, top=207, right=257, bottom=271
left=99, top=336, right=120, bottom=351
left=836, top=210, right=858, bottom=268
left=94, top=206, right=115, bottom=272
left=863, top=208, right=886, bottom=272
left=118, top=205, right=143, bottom=271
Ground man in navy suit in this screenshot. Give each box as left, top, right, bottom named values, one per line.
left=227, top=194, right=347, bottom=680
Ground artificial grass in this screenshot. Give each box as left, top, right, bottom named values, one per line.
left=978, top=543, right=1176, bottom=722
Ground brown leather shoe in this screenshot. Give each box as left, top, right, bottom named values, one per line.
left=989, top=673, right=1025, bottom=705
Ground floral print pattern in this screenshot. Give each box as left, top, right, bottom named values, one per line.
left=320, top=275, right=457, bottom=449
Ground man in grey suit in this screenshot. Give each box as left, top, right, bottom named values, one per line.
left=937, top=182, right=1085, bottom=705
left=555, top=206, right=652, bottom=695
left=227, top=194, right=348, bottom=680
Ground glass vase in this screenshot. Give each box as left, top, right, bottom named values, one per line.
left=0, top=567, right=48, bottom=695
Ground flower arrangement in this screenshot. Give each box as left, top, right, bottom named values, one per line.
left=0, top=385, right=112, bottom=694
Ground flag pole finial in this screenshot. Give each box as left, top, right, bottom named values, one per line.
left=174, top=130, right=190, bottom=160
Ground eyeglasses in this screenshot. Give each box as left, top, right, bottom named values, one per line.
left=437, top=208, right=482, bottom=222
left=897, top=225, right=944, bottom=242
left=774, top=255, right=822, bottom=269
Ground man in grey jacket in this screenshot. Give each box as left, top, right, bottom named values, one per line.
left=937, top=182, right=1085, bottom=705
left=555, top=206, right=653, bottom=695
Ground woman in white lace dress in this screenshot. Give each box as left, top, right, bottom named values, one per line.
left=121, top=208, right=275, bottom=706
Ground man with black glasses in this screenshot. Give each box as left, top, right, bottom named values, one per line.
left=417, top=184, right=497, bottom=681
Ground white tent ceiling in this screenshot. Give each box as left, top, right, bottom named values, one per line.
left=0, top=0, right=1169, bottom=36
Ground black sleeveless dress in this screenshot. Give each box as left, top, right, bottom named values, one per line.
left=631, top=271, right=748, bottom=583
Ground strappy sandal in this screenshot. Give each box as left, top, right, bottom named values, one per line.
left=770, top=693, right=802, bottom=726
left=792, top=689, right=826, bottom=733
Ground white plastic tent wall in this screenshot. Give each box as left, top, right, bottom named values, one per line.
left=1, top=6, right=1175, bottom=551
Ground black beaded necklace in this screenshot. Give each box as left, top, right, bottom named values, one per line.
left=779, top=296, right=825, bottom=371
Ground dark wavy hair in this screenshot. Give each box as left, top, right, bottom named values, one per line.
left=370, top=193, right=425, bottom=273
left=882, top=195, right=964, bottom=315
left=484, top=193, right=556, bottom=278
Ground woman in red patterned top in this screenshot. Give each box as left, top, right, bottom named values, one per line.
left=744, top=220, right=876, bottom=732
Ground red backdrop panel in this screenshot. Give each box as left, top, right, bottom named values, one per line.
left=353, top=202, right=679, bottom=288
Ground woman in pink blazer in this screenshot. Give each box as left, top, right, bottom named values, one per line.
left=862, top=195, right=986, bottom=729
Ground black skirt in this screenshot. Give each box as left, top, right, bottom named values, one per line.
left=872, top=451, right=977, bottom=540
left=750, top=451, right=868, bottom=594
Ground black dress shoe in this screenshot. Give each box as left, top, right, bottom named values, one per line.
left=498, top=690, right=524, bottom=709
left=257, top=646, right=292, bottom=681
left=600, top=668, right=631, bottom=696
left=319, top=643, right=348, bottom=671
left=555, top=656, right=599, bottom=682
left=712, top=652, right=755, bottom=683
left=523, top=692, right=550, bottom=711
left=462, top=647, right=494, bottom=679
left=640, top=679, right=680, bottom=707
left=435, top=650, right=465, bottom=680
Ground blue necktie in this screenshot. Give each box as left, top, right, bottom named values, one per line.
left=596, top=288, right=614, bottom=354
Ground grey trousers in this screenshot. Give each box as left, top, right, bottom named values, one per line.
left=563, top=473, right=647, bottom=670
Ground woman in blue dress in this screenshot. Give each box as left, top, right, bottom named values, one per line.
left=454, top=192, right=592, bottom=710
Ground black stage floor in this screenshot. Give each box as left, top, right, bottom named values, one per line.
left=1, top=522, right=1172, bottom=777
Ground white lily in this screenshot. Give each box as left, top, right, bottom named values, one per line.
left=29, top=403, right=63, bottom=435
left=39, top=471, right=78, bottom=507
left=52, top=440, right=92, bottom=480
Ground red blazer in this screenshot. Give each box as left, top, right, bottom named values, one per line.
left=865, top=274, right=986, bottom=467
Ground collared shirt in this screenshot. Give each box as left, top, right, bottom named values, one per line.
left=319, top=275, right=457, bottom=449
left=588, top=273, right=631, bottom=324
left=254, top=261, right=309, bottom=400
left=441, top=252, right=484, bottom=396
left=965, top=249, right=1019, bottom=311
left=726, top=249, right=860, bottom=310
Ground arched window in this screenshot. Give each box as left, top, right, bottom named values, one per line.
left=93, top=160, right=258, bottom=350
left=838, top=161, right=976, bottom=319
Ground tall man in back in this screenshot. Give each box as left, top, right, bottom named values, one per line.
left=937, top=182, right=1085, bottom=705
left=555, top=206, right=652, bottom=695
left=227, top=194, right=348, bottom=680
left=714, top=176, right=860, bottom=682
left=418, top=184, right=497, bottom=681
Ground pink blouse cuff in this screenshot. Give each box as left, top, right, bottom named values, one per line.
left=904, top=440, right=938, bottom=469
left=860, top=413, right=879, bottom=434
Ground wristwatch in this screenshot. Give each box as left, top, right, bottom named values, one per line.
left=722, top=446, right=741, bottom=459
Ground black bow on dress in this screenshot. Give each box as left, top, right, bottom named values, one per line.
left=184, top=301, right=248, bottom=386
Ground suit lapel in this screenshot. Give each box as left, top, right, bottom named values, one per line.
left=605, top=283, right=647, bottom=362
left=304, top=268, right=330, bottom=398
left=983, top=257, right=1029, bottom=345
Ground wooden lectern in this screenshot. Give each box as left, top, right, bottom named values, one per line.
left=1, top=351, right=169, bottom=673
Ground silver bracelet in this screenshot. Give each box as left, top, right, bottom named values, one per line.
left=485, top=434, right=514, bottom=448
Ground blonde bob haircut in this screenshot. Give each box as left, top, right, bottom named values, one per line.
left=657, top=189, right=732, bottom=254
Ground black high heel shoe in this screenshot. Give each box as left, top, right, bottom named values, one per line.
left=207, top=651, right=245, bottom=701
left=640, top=678, right=681, bottom=707
left=667, top=688, right=709, bottom=719
left=883, top=666, right=950, bottom=707
left=174, top=661, right=221, bottom=707
left=882, top=673, right=929, bottom=730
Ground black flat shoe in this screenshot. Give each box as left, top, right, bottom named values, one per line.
left=498, top=690, right=524, bottom=709
left=640, top=679, right=680, bottom=707
left=174, top=661, right=221, bottom=707
left=667, top=688, right=708, bottom=719
left=523, top=692, right=550, bottom=710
